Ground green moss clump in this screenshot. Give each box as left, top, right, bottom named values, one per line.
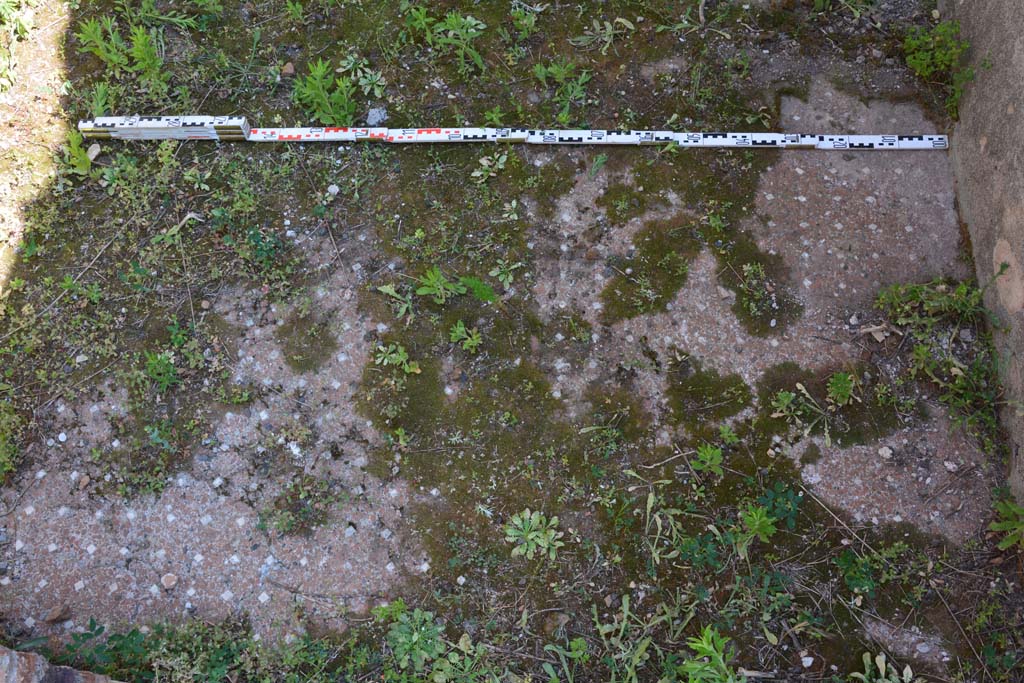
left=274, top=312, right=339, bottom=373
left=714, top=231, right=803, bottom=336
left=518, top=155, right=577, bottom=221
left=756, top=362, right=904, bottom=448
left=599, top=216, right=701, bottom=324
left=596, top=182, right=647, bottom=224
left=583, top=386, right=652, bottom=445
left=666, top=354, right=752, bottom=433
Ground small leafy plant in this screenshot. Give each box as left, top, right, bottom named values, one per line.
left=403, top=6, right=487, bottom=74
left=826, top=371, right=857, bottom=406
left=737, top=261, right=776, bottom=319
left=876, top=273, right=1006, bottom=452
left=0, top=401, right=21, bottom=480
left=691, top=444, right=724, bottom=478
left=459, top=276, right=498, bottom=303
left=64, top=130, right=94, bottom=177
left=903, top=20, right=973, bottom=118
left=736, top=503, right=777, bottom=559
left=432, top=12, right=487, bottom=74
left=504, top=508, right=565, bottom=561
left=990, top=499, right=1024, bottom=552
left=75, top=17, right=129, bottom=73
left=449, top=320, right=482, bottom=353
left=677, top=627, right=744, bottom=683
left=471, top=152, right=507, bottom=184
left=415, top=266, right=466, bottom=305
left=337, top=53, right=386, bottom=97
left=850, top=651, right=923, bottom=683
left=375, top=343, right=421, bottom=375
left=771, top=383, right=834, bottom=446
left=144, top=350, right=178, bottom=393
left=489, top=259, right=523, bottom=290
left=293, top=58, right=357, bottom=126
left=378, top=284, right=415, bottom=324
left=284, top=0, right=303, bottom=23
left=128, top=25, right=169, bottom=96
left=533, top=58, right=591, bottom=125
left=757, top=481, right=802, bottom=531
left=569, top=17, right=635, bottom=55
left=386, top=608, right=444, bottom=673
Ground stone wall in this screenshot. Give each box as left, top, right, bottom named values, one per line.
left=943, top=0, right=1024, bottom=498
left=0, top=644, right=119, bottom=683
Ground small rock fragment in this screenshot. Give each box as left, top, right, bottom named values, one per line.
left=281, top=62, right=295, bottom=77
left=44, top=604, right=70, bottom=623
left=542, top=611, right=570, bottom=636
left=161, top=573, right=178, bottom=590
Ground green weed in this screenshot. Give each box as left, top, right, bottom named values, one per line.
left=75, top=17, right=129, bottom=73
left=143, top=350, right=178, bottom=393
left=504, top=508, right=565, bottom=561
left=876, top=273, right=1006, bottom=451
left=903, top=20, right=973, bottom=118
left=403, top=6, right=487, bottom=74
left=117, top=0, right=196, bottom=31
left=989, top=499, right=1024, bottom=552
left=259, top=474, right=343, bottom=535
left=533, top=58, right=592, bottom=125
left=284, top=0, right=303, bottom=23
left=675, top=626, right=744, bottom=683
left=386, top=608, right=445, bottom=673
left=293, top=58, right=358, bottom=126
left=375, top=343, right=421, bottom=375
left=849, top=651, right=923, bottom=683
left=337, top=52, right=386, bottom=97
left=128, top=25, right=169, bottom=96
left=692, top=444, right=724, bottom=478
left=826, top=371, right=857, bottom=407
left=736, top=504, right=777, bottom=560
left=64, top=129, right=94, bottom=177
left=415, top=266, right=466, bottom=305
left=471, top=152, right=507, bottom=184
left=757, top=481, right=801, bottom=531
left=488, top=259, right=523, bottom=290
left=449, top=320, right=482, bottom=353
left=569, top=17, right=635, bottom=55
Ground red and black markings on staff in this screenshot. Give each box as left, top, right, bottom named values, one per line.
left=78, top=115, right=950, bottom=151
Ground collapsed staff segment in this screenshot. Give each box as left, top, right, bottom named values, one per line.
left=78, top=115, right=949, bottom=150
